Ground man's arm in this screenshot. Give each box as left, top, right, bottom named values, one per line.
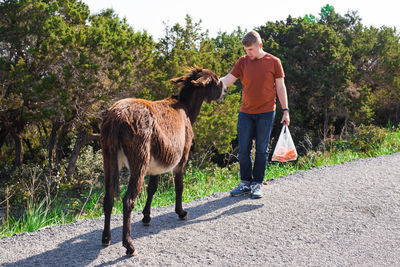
left=276, top=77, right=290, bottom=126
left=219, top=73, right=238, bottom=88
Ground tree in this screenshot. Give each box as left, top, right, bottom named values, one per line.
left=0, top=0, right=90, bottom=166
left=350, top=26, right=400, bottom=125
left=58, top=9, right=156, bottom=177
left=258, top=12, right=353, bottom=140
left=0, top=1, right=156, bottom=176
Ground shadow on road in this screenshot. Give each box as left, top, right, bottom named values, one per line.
left=3, top=195, right=263, bottom=266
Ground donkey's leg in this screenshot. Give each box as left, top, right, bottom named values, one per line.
left=122, top=143, right=149, bottom=256
left=102, top=190, right=114, bottom=246
left=102, top=150, right=118, bottom=246
left=142, top=175, right=159, bottom=226
left=122, top=170, right=146, bottom=256
left=174, top=169, right=188, bottom=220
left=174, top=134, right=191, bottom=221
left=122, top=185, right=139, bottom=256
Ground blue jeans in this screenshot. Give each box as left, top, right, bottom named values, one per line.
left=237, top=111, right=275, bottom=184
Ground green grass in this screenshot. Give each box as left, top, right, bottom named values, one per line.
left=1, top=126, right=400, bottom=238
left=0, top=199, right=74, bottom=237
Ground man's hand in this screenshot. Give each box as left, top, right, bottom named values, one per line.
left=219, top=79, right=227, bottom=92
left=219, top=74, right=237, bottom=88
left=281, top=110, right=290, bottom=126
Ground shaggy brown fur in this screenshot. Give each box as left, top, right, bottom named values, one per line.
left=100, top=68, right=226, bottom=256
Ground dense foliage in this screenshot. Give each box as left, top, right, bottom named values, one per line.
left=0, top=1, right=399, bottom=227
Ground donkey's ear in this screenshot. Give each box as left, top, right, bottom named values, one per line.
left=191, top=75, right=212, bottom=87
left=170, top=76, right=185, bottom=84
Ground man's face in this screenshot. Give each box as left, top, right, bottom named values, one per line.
left=244, top=43, right=262, bottom=60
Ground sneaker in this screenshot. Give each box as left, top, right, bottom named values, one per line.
left=230, top=181, right=251, bottom=197
left=251, top=183, right=263, bottom=199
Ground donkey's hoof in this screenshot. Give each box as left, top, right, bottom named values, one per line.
left=124, top=241, right=136, bottom=256
left=178, top=211, right=188, bottom=220
left=126, top=249, right=138, bottom=257
left=102, top=237, right=111, bottom=246
left=142, top=217, right=151, bottom=226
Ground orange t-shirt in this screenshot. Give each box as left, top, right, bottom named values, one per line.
left=230, top=53, right=284, bottom=114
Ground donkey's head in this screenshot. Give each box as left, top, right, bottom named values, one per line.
left=171, top=68, right=227, bottom=103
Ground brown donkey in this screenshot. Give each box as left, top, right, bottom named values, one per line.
left=100, top=68, right=227, bottom=256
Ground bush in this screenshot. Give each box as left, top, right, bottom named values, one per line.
left=350, top=124, right=387, bottom=154
left=193, top=92, right=240, bottom=161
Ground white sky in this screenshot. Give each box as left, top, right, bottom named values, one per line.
left=81, top=0, right=399, bottom=40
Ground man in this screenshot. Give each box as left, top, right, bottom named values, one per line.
left=219, top=30, right=290, bottom=199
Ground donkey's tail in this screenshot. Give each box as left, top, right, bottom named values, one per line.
left=100, top=116, right=121, bottom=198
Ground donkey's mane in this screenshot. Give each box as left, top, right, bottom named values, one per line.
left=172, top=68, right=203, bottom=101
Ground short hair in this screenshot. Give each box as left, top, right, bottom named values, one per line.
left=241, top=30, right=262, bottom=47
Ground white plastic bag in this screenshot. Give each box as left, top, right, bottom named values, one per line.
left=272, top=125, right=298, bottom=162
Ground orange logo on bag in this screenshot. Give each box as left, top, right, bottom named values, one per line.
left=272, top=148, right=297, bottom=162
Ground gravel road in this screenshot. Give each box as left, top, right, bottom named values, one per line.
left=1, top=153, right=400, bottom=266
